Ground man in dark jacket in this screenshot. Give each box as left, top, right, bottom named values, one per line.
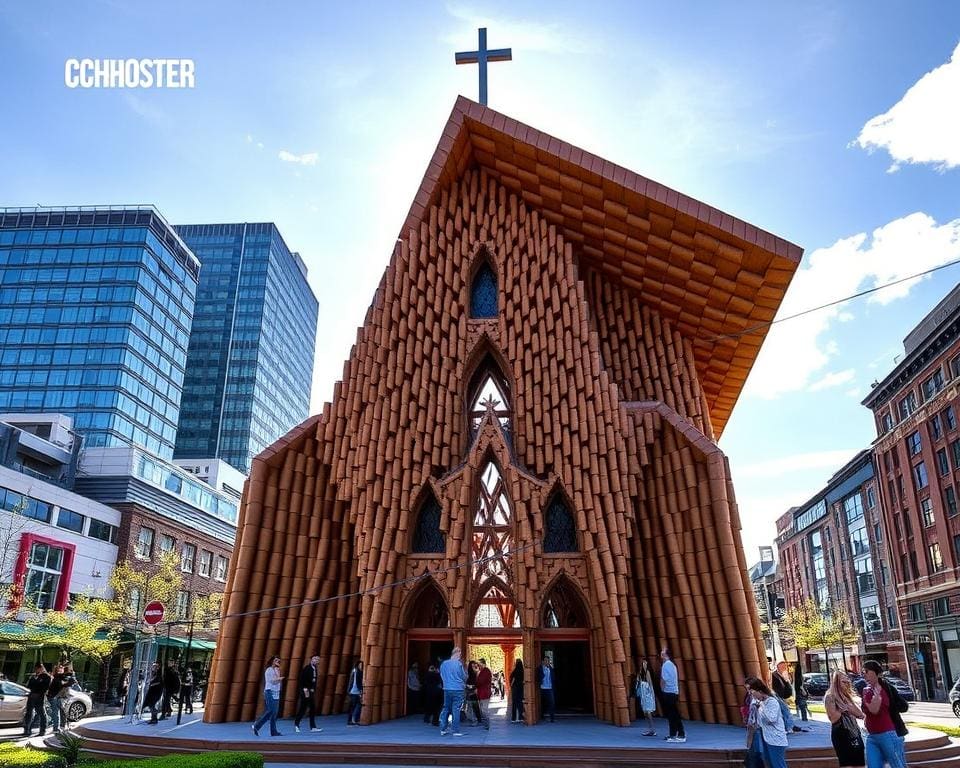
left=144, top=662, right=164, bottom=724
left=535, top=655, right=556, bottom=723
left=23, top=663, right=51, bottom=736
left=294, top=654, right=322, bottom=733
left=161, top=659, right=180, bottom=719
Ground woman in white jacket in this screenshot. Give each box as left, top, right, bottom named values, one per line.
left=745, top=676, right=788, bottom=768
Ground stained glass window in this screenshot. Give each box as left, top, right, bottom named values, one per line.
left=542, top=578, right=588, bottom=628
left=408, top=581, right=450, bottom=627
left=470, top=262, right=498, bottom=318
left=412, top=495, right=445, bottom=553
left=544, top=496, right=578, bottom=553
left=473, top=461, right=513, bottom=582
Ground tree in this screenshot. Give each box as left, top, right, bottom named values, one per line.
left=779, top=598, right=829, bottom=673
left=109, top=551, right=185, bottom=627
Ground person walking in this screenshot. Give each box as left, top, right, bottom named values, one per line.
left=745, top=677, right=788, bottom=768
left=117, top=666, right=130, bottom=712
left=535, top=655, right=556, bottom=723
left=23, top=663, right=51, bottom=737
left=635, top=658, right=657, bottom=737
left=861, top=660, right=906, bottom=768
left=438, top=647, right=467, bottom=737
left=407, top=661, right=422, bottom=717
left=424, top=663, right=443, bottom=725
left=347, top=659, right=363, bottom=726
left=659, top=648, right=686, bottom=743
left=465, top=660, right=481, bottom=725
left=252, top=655, right=284, bottom=737
left=161, top=658, right=180, bottom=720
left=181, top=668, right=195, bottom=715
left=824, top=670, right=865, bottom=767
left=476, top=658, right=492, bottom=730
left=143, top=662, right=164, bottom=725
left=57, top=662, right=77, bottom=730
left=294, top=654, right=322, bottom=733
left=510, top=659, right=525, bottom=723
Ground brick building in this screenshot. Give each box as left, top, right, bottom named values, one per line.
left=775, top=450, right=901, bottom=673
left=863, top=284, right=960, bottom=700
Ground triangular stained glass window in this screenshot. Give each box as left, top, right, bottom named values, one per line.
left=472, top=461, right=513, bottom=583
left=470, top=262, right=498, bottom=318
left=412, top=494, right=445, bottom=554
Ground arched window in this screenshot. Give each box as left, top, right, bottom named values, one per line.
left=467, top=355, right=511, bottom=439
left=473, top=581, right=520, bottom=628
left=407, top=581, right=450, bottom=628
left=470, top=261, right=498, bottom=318
left=412, top=493, right=444, bottom=554
left=541, top=577, right=588, bottom=628
left=543, top=495, right=578, bottom=553
left=473, top=460, right=513, bottom=584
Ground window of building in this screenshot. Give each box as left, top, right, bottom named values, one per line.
left=55, top=508, right=85, bottom=534
left=543, top=494, right=578, bottom=553
left=901, top=553, right=911, bottom=582
left=946, top=486, right=958, bottom=517
left=910, top=551, right=920, bottom=579
left=88, top=518, right=118, bottom=544
left=843, top=494, right=864, bottom=524
left=907, top=431, right=922, bottom=456
left=908, top=603, right=925, bottom=623
left=934, top=596, right=951, bottom=617
left=470, top=261, right=498, bottom=318
left=955, top=534, right=960, bottom=564
left=881, top=412, right=894, bottom=433
left=866, top=486, right=877, bottom=509
left=899, top=392, right=918, bottom=420
left=947, top=406, right=958, bottom=431
left=159, top=534, right=175, bottom=554
left=215, top=555, right=228, bottom=581
left=467, top=357, right=511, bottom=439
left=914, top=462, right=929, bottom=490
left=175, top=590, right=190, bottom=620
left=135, top=527, right=154, bottom=560
left=937, top=448, right=950, bottom=476
left=932, top=413, right=944, bottom=440
left=861, top=599, right=882, bottom=634
left=854, top=557, right=876, bottom=594
left=953, top=440, right=960, bottom=471
left=411, top=493, right=445, bottom=554
left=903, top=512, right=913, bottom=538
left=929, top=542, right=944, bottom=572
left=921, top=497, right=935, bottom=527
left=923, top=369, right=945, bottom=400
left=23, top=498, right=51, bottom=523
left=873, top=522, right=883, bottom=542
left=181, top=543, right=196, bottom=573
left=887, top=606, right=896, bottom=629
left=198, top=550, right=212, bottom=578
left=25, top=542, right=65, bottom=610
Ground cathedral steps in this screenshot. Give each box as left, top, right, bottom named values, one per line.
left=67, top=722, right=960, bottom=767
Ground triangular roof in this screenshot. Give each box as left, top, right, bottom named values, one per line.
left=402, top=96, right=803, bottom=437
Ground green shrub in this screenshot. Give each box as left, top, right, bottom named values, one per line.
left=91, top=753, right=263, bottom=768
left=0, top=743, right=68, bottom=768
left=54, top=733, right=84, bottom=766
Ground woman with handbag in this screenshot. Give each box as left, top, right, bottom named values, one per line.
left=636, top=659, right=657, bottom=737
left=824, top=670, right=865, bottom=767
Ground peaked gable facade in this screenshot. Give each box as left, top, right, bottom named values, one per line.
left=205, top=98, right=802, bottom=726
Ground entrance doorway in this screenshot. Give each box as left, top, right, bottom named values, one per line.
left=539, top=640, right=593, bottom=715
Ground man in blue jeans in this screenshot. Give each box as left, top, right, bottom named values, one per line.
left=438, top=647, right=467, bottom=737
left=535, top=655, right=556, bottom=722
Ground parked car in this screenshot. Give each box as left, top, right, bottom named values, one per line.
left=881, top=674, right=916, bottom=702
left=950, top=677, right=960, bottom=718
left=0, top=680, right=93, bottom=725
left=802, top=672, right=829, bottom=697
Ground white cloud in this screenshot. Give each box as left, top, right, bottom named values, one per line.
left=732, top=449, right=859, bottom=480
left=278, top=150, right=318, bottom=166
left=744, top=212, right=960, bottom=399
left=807, top=368, right=855, bottom=392
left=855, top=41, right=960, bottom=172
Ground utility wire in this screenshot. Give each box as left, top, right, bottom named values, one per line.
left=704, top=257, right=960, bottom=343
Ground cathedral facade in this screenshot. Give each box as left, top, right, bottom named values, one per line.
left=205, top=97, right=802, bottom=726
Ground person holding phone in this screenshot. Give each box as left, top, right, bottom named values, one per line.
left=252, top=655, right=283, bottom=737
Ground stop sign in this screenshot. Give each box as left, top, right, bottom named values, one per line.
left=143, top=601, right=165, bottom=625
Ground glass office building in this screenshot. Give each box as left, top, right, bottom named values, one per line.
left=0, top=206, right=200, bottom=459
left=174, top=223, right=318, bottom=473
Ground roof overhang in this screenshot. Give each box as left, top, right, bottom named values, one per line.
left=406, top=97, right=804, bottom=437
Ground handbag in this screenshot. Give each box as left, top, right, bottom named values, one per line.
left=837, top=711, right=864, bottom=750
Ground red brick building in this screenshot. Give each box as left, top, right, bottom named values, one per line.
left=863, top=284, right=960, bottom=700
left=775, top=451, right=901, bottom=673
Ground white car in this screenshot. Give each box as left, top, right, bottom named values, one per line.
left=0, top=680, right=93, bottom=725
left=950, top=676, right=960, bottom=718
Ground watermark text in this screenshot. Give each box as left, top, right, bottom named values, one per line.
left=65, top=58, right=195, bottom=88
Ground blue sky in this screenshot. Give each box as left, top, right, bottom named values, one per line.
left=2, top=2, right=959, bottom=560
